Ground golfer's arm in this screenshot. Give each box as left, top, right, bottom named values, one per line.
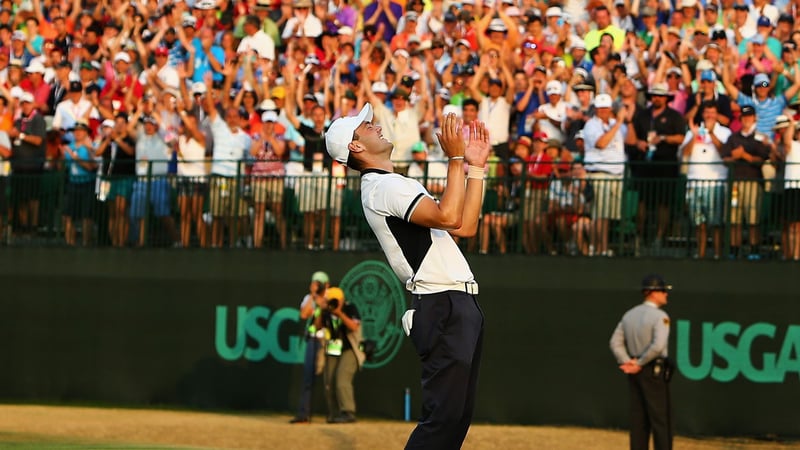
left=410, top=160, right=465, bottom=230
left=449, top=177, right=483, bottom=237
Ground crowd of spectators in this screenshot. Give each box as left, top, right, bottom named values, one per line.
left=0, top=0, right=799, bottom=260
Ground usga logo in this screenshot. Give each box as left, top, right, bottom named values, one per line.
left=215, top=260, right=407, bottom=369
left=676, top=320, right=800, bottom=383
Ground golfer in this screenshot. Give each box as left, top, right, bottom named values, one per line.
left=326, top=106, right=490, bottom=450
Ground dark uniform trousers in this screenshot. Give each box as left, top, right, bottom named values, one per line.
left=628, top=361, right=673, bottom=450
left=405, top=290, right=485, bottom=450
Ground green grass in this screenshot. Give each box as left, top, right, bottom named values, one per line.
left=0, top=432, right=201, bottom=450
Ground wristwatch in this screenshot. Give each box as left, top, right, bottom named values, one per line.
left=19, top=132, right=26, bottom=141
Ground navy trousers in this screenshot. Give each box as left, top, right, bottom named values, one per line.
left=405, top=290, right=484, bottom=450
left=296, top=337, right=320, bottom=420
left=628, top=363, right=673, bottom=450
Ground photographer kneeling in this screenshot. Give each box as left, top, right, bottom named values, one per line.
left=315, top=287, right=365, bottom=424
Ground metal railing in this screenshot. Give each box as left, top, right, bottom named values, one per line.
left=0, top=159, right=798, bottom=261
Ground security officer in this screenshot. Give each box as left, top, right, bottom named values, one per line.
left=609, top=274, right=673, bottom=450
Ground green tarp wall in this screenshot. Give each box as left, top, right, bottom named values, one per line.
left=0, top=249, right=797, bottom=438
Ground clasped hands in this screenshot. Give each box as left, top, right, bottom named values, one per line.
left=619, top=358, right=642, bottom=375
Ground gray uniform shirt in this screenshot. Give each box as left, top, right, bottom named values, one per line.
left=609, top=301, right=670, bottom=366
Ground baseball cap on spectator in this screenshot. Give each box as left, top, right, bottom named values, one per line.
left=680, top=0, right=697, bottom=8
left=11, top=30, right=26, bottom=41
left=114, top=52, right=131, bottom=63
left=505, top=7, right=521, bottom=17
left=271, top=86, right=286, bottom=99
left=325, top=103, right=373, bottom=164
left=532, top=131, right=548, bottom=141
left=411, top=141, right=427, bottom=153
left=194, top=0, right=217, bottom=9
left=648, top=82, right=674, bottom=98
left=546, top=80, right=563, bottom=96
left=191, top=82, right=207, bottom=95
left=757, top=16, right=772, bottom=27
left=86, top=84, right=102, bottom=95
left=69, top=81, right=83, bottom=92
left=101, top=119, right=115, bottom=128
left=487, top=18, right=507, bottom=32
left=753, top=73, right=770, bottom=87
left=372, top=81, right=389, bottom=94
left=391, top=88, right=410, bottom=100
left=461, top=0, right=474, bottom=4
left=575, top=130, right=585, bottom=141
left=56, top=59, right=72, bottom=69
left=73, top=121, right=90, bottom=132
left=594, top=93, right=613, bottom=108
left=455, top=39, right=471, bottom=50
left=574, top=67, right=589, bottom=80
left=534, top=65, right=547, bottom=74
left=517, top=135, right=532, bottom=147
left=302, top=93, right=318, bottom=103
left=438, top=87, right=451, bottom=101
left=442, top=104, right=462, bottom=117
left=784, top=41, right=797, bottom=52
left=569, top=37, right=586, bottom=51
left=641, top=274, right=672, bottom=291
left=8, top=58, right=22, bottom=68
left=405, top=11, right=418, bottom=22
left=640, top=6, right=656, bottom=16
left=779, top=13, right=794, bottom=25
left=704, top=43, right=721, bottom=54
left=393, top=48, right=410, bottom=59
left=261, top=110, right=278, bottom=123
left=700, top=70, right=717, bottom=82
left=733, top=2, right=748, bottom=10
left=705, top=3, right=718, bottom=12
left=142, top=115, right=158, bottom=125
left=182, top=15, right=197, bottom=27
left=259, top=98, right=276, bottom=111
left=20, top=92, right=34, bottom=103
left=155, top=46, right=169, bottom=57
left=25, top=61, right=45, bottom=74
left=311, top=271, right=329, bottom=283
left=711, top=27, right=727, bottom=40
left=666, top=67, right=682, bottom=78
left=304, top=54, right=320, bottom=66
left=695, top=59, right=714, bottom=72
left=338, top=26, right=354, bottom=36
left=487, top=78, right=503, bottom=88
left=774, top=115, right=790, bottom=130
left=573, top=83, right=594, bottom=92
left=545, top=6, right=562, bottom=17
left=751, top=35, right=766, bottom=47
left=667, top=27, right=681, bottom=38
left=408, top=35, right=421, bottom=45
left=9, top=86, right=23, bottom=99
left=741, top=105, right=756, bottom=116
left=254, top=0, right=272, bottom=9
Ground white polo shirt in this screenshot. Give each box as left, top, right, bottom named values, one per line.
left=360, top=169, right=475, bottom=295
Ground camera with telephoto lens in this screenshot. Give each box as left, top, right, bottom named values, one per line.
left=327, top=298, right=339, bottom=310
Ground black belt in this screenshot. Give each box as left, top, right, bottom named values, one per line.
left=586, top=170, right=613, bottom=174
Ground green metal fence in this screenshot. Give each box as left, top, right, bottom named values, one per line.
left=0, top=159, right=797, bottom=261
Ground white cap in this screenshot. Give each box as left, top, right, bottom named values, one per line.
left=393, top=48, right=410, bottom=59
left=261, top=110, right=279, bottom=122
left=570, top=37, right=586, bottom=51
left=680, top=0, right=697, bottom=7
left=101, top=119, right=115, bottom=128
left=325, top=103, right=373, bottom=164
left=594, top=93, right=613, bottom=108
left=442, top=104, right=462, bottom=117
left=505, top=6, right=521, bottom=16
left=25, top=61, right=45, bottom=74
left=20, top=92, right=35, bottom=103
left=114, top=52, right=131, bottom=63
left=695, top=59, right=714, bottom=72
left=338, top=26, right=353, bottom=36
left=546, top=80, right=563, bottom=95
left=371, top=81, right=389, bottom=94
left=9, top=86, right=23, bottom=99
left=488, top=18, right=507, bottom=32
left=259, top=98, right=277, bottom=111
left=545, top=6, right=563, bottom=17
left=191, top=82, right=207, bottom=95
